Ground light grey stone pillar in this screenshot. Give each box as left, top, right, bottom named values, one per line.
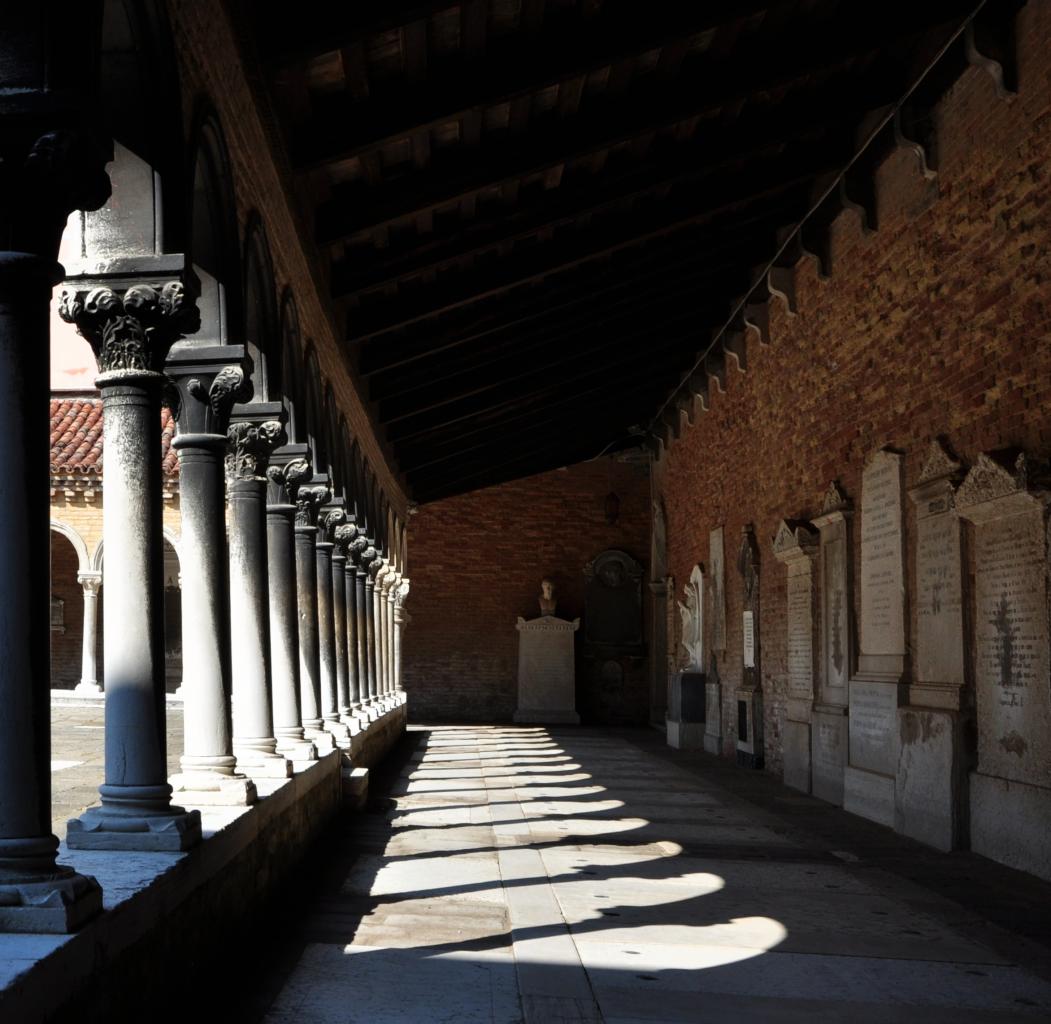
left=335, top=523, right=362, bottom=722
left=351, top=535, right=371, bottom=709
left=227, top=406, right=291, bottom=779
left=393, top=576, right=410, bottom=700
left=74, top=572, right=103, bottom=695
left=375, top=562, right=390, bottom=704
left=166, top=349, right=255, bottom=806
left=318, top=504, right=350, bottom=744
left=363, top=544, right=380, bottom=706
left=266, top=449, right=316, bottom=763
left=292, top=476, right=336, bottom=752
left=0, top=248, right=103, bottom=929
left=61, top=263, right=202, bottom=850
left=386, top=569, right=399, bottom=698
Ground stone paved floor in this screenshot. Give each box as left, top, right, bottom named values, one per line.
left=258, top=725, right=1051, bottom=1024
left=50, top=701, right=183, bottom=840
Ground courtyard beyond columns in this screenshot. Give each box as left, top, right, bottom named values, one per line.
left=256, top=724, right=1051, bottom=1024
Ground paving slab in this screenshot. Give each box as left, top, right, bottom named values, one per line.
left=257, top=724, right=1051, bottom=1023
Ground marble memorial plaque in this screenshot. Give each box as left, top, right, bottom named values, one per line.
left=811, top=707, right=847, bottom=806
left=742, top=611, right=755, bottom=668
left=709, top=527, right=726, bottom=653
left=859, top=450, right=906, bottom=661
left=847, top=679, right=898, bottom=776
left=915, top=511, right=965, bottom=685
left=822, top=530, right=850, bottom=698
left=514, top=616, right=581, bottom=724
left=973, top=510, right=1051, bottom=783
left=787, top=568, right=814, bottom=696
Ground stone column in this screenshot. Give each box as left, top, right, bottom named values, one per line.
left=61, top=263, right=202, bottom=850
left=370, top=553, right=387, bottom=707
left=386, top=570, right=399, bottom=698
left=318, top=504, right=350, bottom=744
left=227, top=406, right=291, bottom=779
left=165, top=349, right=255, bottom=806
left=350, top=535, right=371, bottom=711
left=362, top=543, right=380, bottom=706
left=293, top=476, right=335, bottom=752
left=265, top=448, right=316, bottom=763
left=0, top=242, right=105, bottom=926
left=393, top=576, right=410, bottom=700
left=376, top=563, right=392, bottom=704
left=74, top=572, right=103, bottom=695
left=335, top=522, right=365, bottom=728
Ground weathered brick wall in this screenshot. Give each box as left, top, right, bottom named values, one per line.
left=654, top=6, right=1051, bottom=778
left=405, top=458, right=651, bottom=723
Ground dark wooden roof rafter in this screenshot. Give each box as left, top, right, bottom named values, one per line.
left=249, top=0, right=988, bottom=502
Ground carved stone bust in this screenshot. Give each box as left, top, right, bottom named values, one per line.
left=539, top=578, right=557, bottom=617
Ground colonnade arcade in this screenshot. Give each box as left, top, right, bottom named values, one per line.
left=0, top=3, right=410, bottom=933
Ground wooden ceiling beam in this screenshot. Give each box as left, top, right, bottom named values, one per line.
left=314, top=60, right=909, bottom=247
left=369, top=265, right=744, bottom=402
left=378, top=302, right=705, bottom=423
left=385, top=343, right=689, bottom=444
left=293, top=1, right=776, bottom=165
left=357, top=232, right=757, bottom=373
left=393, top=373, right=670, bottom=470
left=298, top=3, right=966, bottom=181
left=330, top=130, right=851, bottom=295
left=346, top=193, right=797, bottom=341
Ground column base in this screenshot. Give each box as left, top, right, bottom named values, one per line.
left=276, top=736, right=317, bottom=763
left=73, top=681, right=103, bottom=696
left=233, top=748, right=293, bottom=779
left=0, top=869, right=103, bottom=933
left=67, top=806, right=202, bottom=852
left=322, top=717, right=352, bottom=744
left=169, top=771, right=258, bottom=806
left=304, top=727, right=337, bottom=754
left=338, top=712, right=363, bottom=737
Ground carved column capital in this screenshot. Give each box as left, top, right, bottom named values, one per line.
left=394, top=577, right=411, bottom=609
left=227, top=420, right=286, bottom=482
left=77, top=572, right=103, bottom=595
left=294, top=485, right=331, bottom=529
left=363, top=548, right=381, bottom=580
left=59, top=278, right=200, bottom=377
left=349, top=535, right=370, bottom=571
left=267, top=450, right=312, bottom=507
left=166, top=347, right=252, bottom=436
left=322, top=507, right=347, bottom=543
left=334, top=522, right=359, bottom=557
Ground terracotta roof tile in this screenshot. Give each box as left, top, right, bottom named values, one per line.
left=50, top=398, right=179, bottom=479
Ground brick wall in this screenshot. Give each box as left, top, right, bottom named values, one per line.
left=405, top=458, right=651, bottom=723
left=654, top=5, right=1051, bottom=778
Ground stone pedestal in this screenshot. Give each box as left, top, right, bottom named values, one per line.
left=514, top=616, right=580, bottom=724
left=812, top=483, right=854, bottom=807
left=845, top=451, right=908, bottom=826
left=773, top=520, right=819, bottom=793
left=811, top=703, right=848, bottom=805
left=957, top=451, right=1051, bottom=880
left=666, top=671, right=706, bottom=750
left=703, top=672, right=722, bottom=755
left=898, top=441, right=969, bottom=850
